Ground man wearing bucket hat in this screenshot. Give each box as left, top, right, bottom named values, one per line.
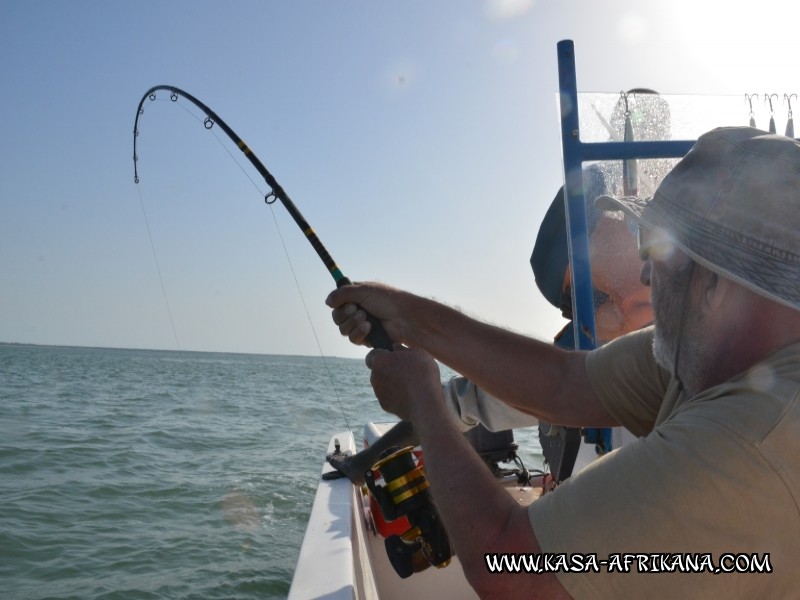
left=327, top=126, right=800, bottom=597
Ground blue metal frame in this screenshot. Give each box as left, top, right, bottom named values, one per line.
left=556, top=40, right=696, bottom=350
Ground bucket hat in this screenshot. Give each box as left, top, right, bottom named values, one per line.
left=598, top=126, right=800, bottom=311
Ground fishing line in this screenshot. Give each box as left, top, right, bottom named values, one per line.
left=134, top=182, right=182, bottom=351
left=201, top=110, right=355, bottom=434
left=265, top=206, right=354, bottom=434
left=203, top=119, right=355, bottom=434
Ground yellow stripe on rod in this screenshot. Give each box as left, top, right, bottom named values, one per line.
left=237, top=140, right=251, bottom=155
left=304, top=227, right=315, bottom=237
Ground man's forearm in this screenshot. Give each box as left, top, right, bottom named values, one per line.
left=399, top=293, right=613, bottom=427
left=410, top=388, right=570, bottom=599
left=328, top=283, right=616, bottom=427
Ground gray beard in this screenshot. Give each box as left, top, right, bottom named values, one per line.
left=651, top=282, right=687, bottom=376
left=652, top=305, right=709, bottom=397
left=652, top=329, right=676, bottom=373
left=650, top=262, right=705, bottom=395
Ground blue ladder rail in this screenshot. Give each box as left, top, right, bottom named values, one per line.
left=556, top=39, right=696, bottom=350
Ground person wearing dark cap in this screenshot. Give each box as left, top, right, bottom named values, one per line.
left=328, top=127, right=800, bottom=598
left=442, top=181, right=653, bottom=434
left=532, top=181, right=652, bottom=347
left=531, top=182, right=653, bottom=469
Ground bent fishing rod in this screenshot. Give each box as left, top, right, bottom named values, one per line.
left=133, top=85, right=392, bottom=351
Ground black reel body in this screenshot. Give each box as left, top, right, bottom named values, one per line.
left=364, top=446, right=452, bottom=578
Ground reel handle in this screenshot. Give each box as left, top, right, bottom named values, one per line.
left=336, top=278, right=394, bottom=351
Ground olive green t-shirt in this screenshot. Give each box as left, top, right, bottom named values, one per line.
left=529, top=327, right=800, bottom=598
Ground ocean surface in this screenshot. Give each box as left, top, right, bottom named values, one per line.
left=0, top=343, right=544, bottom=599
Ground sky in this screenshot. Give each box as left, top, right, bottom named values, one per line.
left=1, top=0, right=799, bottom=359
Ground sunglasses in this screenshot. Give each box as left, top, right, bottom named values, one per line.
left=560, top=283, right=611, bottom=316
left=636, top=225, right=677, bottom=262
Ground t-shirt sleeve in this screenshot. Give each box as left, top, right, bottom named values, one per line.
left=584, top=326, right=670, bottom=437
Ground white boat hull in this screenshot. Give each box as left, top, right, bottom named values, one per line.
left=289, top=427, right=485, bottom=599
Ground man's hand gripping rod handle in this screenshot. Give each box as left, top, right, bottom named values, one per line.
left=335, top=277, right=394, bottom=351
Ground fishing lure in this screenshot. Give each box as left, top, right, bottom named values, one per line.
left=133, top=85, right=392, bottom=350
left=745, top=94, right=758, bottom=128
left=619, top=91, right=638, bottom=196
left=765, top=93, right=779, bottom=134
left=786, top=94, right=796, bottom=138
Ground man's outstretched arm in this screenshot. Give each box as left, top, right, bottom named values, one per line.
left=328, top=282, right=616, bottom=428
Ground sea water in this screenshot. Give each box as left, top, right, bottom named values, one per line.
left=0, top=343, right=543, bottom=599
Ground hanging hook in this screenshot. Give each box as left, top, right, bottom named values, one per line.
left=619, top=91, right=630, bottom=116
left=785, top=94, right=797, bottom=119
left=765, top=93, right=779, bottom=114
left=745, top=94, right=758, bottom=127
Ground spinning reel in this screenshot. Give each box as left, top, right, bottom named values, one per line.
left=365, top=446, right=453, bottom=578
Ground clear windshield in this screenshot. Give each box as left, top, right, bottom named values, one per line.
left=568, top=92, right=788, bottom=344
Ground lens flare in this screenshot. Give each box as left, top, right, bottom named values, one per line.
left=484, top=0, right=535, bottom=21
